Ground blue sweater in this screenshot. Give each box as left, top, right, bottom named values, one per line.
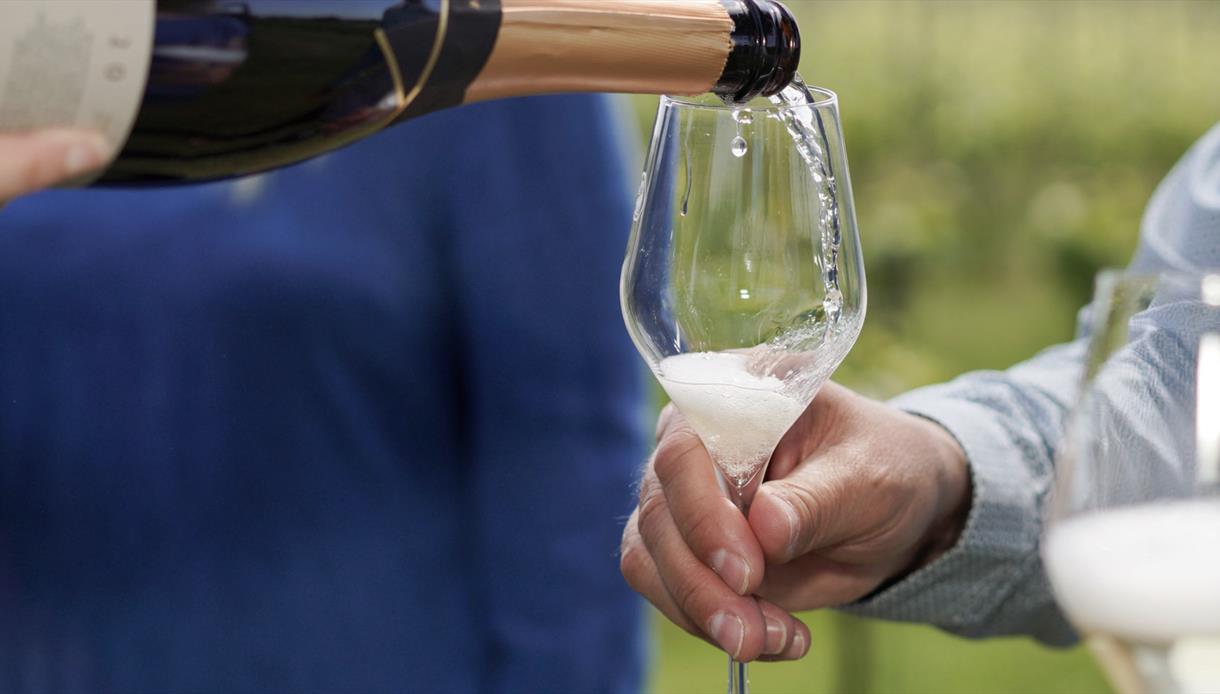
left=0, top=95, right=647, bottom=693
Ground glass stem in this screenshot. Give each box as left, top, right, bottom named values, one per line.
left=728, top=656, right=748, bottom=694
left=727, top=479, right=751, bottom=694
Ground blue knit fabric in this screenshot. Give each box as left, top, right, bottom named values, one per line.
left=0, top=95, right=648, bottom=693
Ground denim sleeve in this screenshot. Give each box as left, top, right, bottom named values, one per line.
left=842, top=120, right=1220, bottom=644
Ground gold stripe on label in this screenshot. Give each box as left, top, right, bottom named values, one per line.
left=373, top=0, right=451, bottom=119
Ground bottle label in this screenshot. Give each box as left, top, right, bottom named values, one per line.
left=0, top=0, right=155, bottom=176
left=381, top=0, right=503, bottom=123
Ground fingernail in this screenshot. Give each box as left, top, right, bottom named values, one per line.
left=710, top=549, right=750, bottom=595
left=771, top=492, right=801, bottom=558
left=708, top=611, right=744, bottom=660
left=63, top=134, right=109, bottom=175
left=791, top=628, right=808, bottom=658
left=763, top=615, right=787, bottom=655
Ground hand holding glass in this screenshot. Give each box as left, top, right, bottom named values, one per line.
left=620, top=84, right=865, bottom=692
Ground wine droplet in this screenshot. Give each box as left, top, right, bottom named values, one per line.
left=731, top=136, right=748, bottom=158
left=733, top=109, right=753, bottom=126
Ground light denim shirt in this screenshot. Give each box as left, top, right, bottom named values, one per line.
left=845, top=123, right=1220, bottom=645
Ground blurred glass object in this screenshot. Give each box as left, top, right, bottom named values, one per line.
left=1044, top=272, right=1220, bottom=694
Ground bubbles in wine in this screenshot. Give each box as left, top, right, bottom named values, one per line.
left=655, top=323, right=860, bottom=489
left=656, top=351, right=804, bottom=487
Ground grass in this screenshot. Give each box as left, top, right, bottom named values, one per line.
left=650, top=611, right=1109, bottom=694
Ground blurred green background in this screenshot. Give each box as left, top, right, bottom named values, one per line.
left=625, top=1, right=1220, bottom=692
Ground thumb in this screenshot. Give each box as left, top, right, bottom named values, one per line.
left=748, top=451, right=864, bottom=564
left=0, top=129, right=111, bottom=202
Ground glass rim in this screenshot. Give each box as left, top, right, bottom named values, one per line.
left=660, top=85, right=838, bottom=113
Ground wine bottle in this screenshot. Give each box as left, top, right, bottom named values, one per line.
left=0, top=0, right=800, bottom=185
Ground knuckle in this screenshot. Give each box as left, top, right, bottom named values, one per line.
left=635, top=485, right=670, bottom=543
left=619, top=542, right=648, bottom=590
left=619, top=510, right=640, bottom=556
left=672, top=571, right=712, bottom=621
left=655, top=403, right=677, bottom=441
left=682, top=503, right=724, bottom=556
left=860, top=457, right=906, bottom=507
left=652, top=428, right=705, bottom=485
left=636, top=463, right=659, bottom=505
left=784, top=483, right=825, bottom=550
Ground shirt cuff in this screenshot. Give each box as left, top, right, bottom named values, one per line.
left=840, top=387, right=1044, bottom=634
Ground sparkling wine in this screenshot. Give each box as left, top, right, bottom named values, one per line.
left=656, top=351, right=806, bottom=487
left=1044, top=500, right=1220, bottom=694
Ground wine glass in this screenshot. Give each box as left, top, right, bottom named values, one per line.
left=620, top=83, right=865, bottom=693
left=1043, top=271, right=1220, bottom=694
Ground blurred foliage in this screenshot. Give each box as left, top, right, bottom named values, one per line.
left=628, top=1, right=1220, bottom=692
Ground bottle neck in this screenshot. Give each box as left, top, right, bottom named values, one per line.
left=464, top=0, right=736, bottom=104
left=714, top=0, right=801, bottom=102
left=388, top=0, right=800, bottom=122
